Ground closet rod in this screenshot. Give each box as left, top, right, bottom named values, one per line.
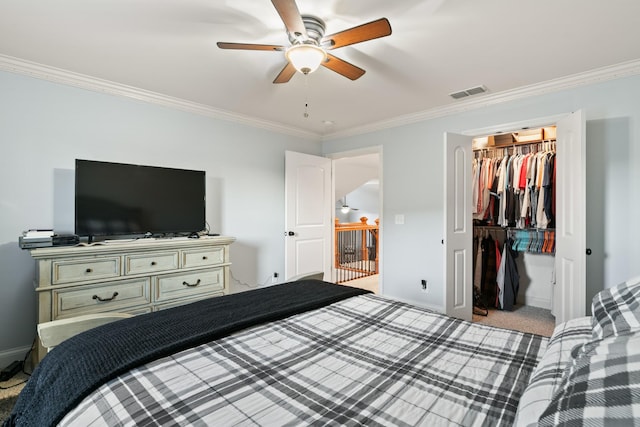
left=473, top=138, right=556, bottom=155
left=474, top=225, right=556, bottom=232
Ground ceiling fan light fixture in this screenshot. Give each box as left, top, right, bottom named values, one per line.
left=285, top=43, right=326, bottom=75
left=341, top=206, right=350, bottom=214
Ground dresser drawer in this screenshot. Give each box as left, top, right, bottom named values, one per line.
left=54, top=278, right=151, bottom=319
left=124, top=251, right=179, bottom=275
left=154, top=292, right=224, bottom=311
left=155, top=268, right=224, bottom=302
left=52, top=257, right=120, bottom=285
left=182, top=247, right=225, bottom=268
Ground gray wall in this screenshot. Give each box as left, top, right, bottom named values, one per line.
left=0, top=70, right=320, bottom=365
left=323, top=74, right=640, bottom=312
left=2, top=67, right=640, bottom=365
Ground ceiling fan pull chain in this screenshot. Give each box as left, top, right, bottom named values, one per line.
left=303, top=74, right=310, bottom=118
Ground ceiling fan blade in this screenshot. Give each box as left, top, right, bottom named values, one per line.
left=322, top=54, right=366, bottom=80
left=322, top=18, right=392, bottom=50
left=271, top=0, right=307, bottom=39
left=217, top=42, right=285, bottom=51
left=273, top=62, right=297, bottom=84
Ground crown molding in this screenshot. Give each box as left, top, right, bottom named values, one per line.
left=2, top=54, right=640, bottom=142
left=323, top=58, right=640, bottom=141
left=0, top=54, right=319, bottom=141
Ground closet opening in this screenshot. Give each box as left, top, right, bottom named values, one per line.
left=470, top=126, right=557, bottom=336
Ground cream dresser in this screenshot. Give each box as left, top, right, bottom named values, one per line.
left=30, top=235, right=235, bottom=361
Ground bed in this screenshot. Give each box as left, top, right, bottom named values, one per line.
left=5, top=277, right=640, bottom=426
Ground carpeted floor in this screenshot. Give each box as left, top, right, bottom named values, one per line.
left=340, top=274, right=379, bottom=294
left=0, top=371, right=29, bottom=424
left=343, top=276, right=555, bottom=337
left=473, top=304, right=556, bottom=337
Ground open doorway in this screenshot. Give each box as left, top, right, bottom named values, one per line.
left=444, top=111, right=586, bottom=335
left=469, top=127, right=557, bottom=336
left=332, top=152, right=381, bottom=294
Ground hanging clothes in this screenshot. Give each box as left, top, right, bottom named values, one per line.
left=472, top=138, right=556, bottom=319
left=501, top=237, right=520, bottom=311
left=475, top=143, right=555, bottom=229
left=496, top=243, right=506, bottom=309
left=480, top=235, right=497, bottom=307
left=494, top=237, right=502, bottom=308
left=472, top=158, right=480, bottom=216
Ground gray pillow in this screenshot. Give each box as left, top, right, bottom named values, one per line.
left=538, top=329, right=640, bottom=426
left=591, top=276, right=640, bottom=339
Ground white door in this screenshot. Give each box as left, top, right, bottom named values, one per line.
left=284, top=151, right=332, bottom=280
left=444, top=133, right=473, bottom=321
left=554, top=110, right=586, bottom=323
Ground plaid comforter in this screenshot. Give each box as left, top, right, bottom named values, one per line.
left=61, top=294, right=547, bottom=426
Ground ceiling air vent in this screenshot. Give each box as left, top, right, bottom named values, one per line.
left=449, top=85, right=488, bottom=100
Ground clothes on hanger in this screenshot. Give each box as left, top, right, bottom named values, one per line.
left=498, top=237, right=520, bottom=311
left=473, top=228, right=534, bottom=311
left=473, top=229, right=512, bottom=310
left=472, top=142, right=556, bottom=229
left=471, top=140, right=555, bottom=315
left=509, top=229, right=555, bottom=254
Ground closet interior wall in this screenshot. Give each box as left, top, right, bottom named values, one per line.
left=472, top=128, right=557, bottom=311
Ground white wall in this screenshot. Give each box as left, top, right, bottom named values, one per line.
left=0, top=70, right=320, bottom=365
left=323, top=74, right=640, bottom=313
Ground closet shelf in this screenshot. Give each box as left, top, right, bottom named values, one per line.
left=472, top=126, right=556, bottom=151
left=474, top=224, right=555, bottom=232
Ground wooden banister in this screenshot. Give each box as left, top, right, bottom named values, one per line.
left=334, top=217, right=379, bottom=283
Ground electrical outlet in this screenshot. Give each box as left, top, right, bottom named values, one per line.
left=421, top=279, right=428, bottom=292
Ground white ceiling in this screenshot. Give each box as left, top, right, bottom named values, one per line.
left=1, top=0, right=640, bottom=138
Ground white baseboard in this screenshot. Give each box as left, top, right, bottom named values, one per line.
left=518, top=295, right=552, bottom=310
left=0, top=346, right=31, bottom=371
left=380, top=293, right=443, bottom=313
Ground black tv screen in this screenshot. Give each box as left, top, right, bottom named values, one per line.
left=75, top=159, right=205, bottom=238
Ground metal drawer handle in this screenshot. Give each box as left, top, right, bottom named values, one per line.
left=151, top=261, right=157, bottom=266
left=85, top=268, right=93, bottom=273
left=202, top=256, right=208, bottom=260
left=93, top=292, right=119, bottom=302
left=182, top=279, right=201, bottom=288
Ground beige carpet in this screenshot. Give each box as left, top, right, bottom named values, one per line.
left=0, top=371, right=29, bottom=424
left=340, top=274, right=379, bottom=294
left=343, top=277, right=555, bottom=336
left=473, top=304, right=556, bottom=337
left=342, top=277, right=554, bottom=336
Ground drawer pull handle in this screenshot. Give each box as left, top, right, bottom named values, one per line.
left=183, top=279, right=201, bottom=288
left=85, top=268, right=93, bottom=273
left=93, top=292, right=119, bottom=302
left=202, top=256, right=208, bottom=260
left=151, top=261, right=157, bottom=266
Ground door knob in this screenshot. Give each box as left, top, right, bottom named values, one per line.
left=285, top=231, right=295, bottom=236
left=586, top=248, right=592, bottom=255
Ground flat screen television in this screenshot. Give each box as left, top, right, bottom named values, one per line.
left=75, top=159, right=206, bottom=239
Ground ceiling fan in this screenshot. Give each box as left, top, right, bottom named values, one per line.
left=339, top=196, right=359, bottom=214
left=217, top=0, right=392, bottom=84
